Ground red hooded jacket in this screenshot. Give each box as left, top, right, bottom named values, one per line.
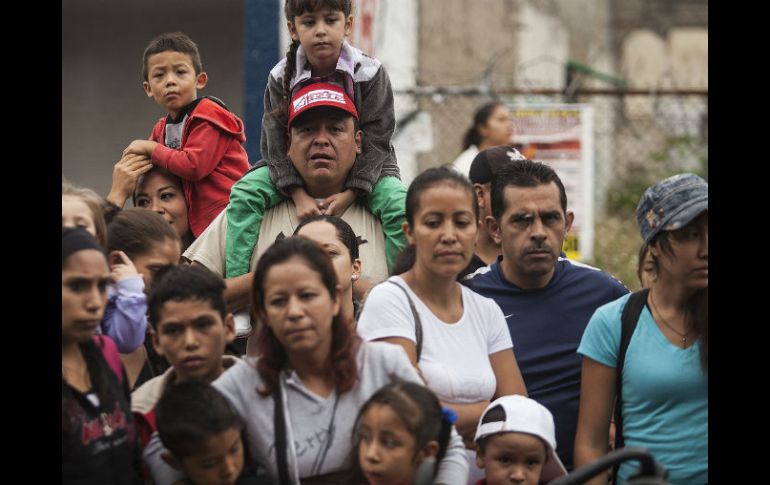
left=150, top=97, right=249, bottom=237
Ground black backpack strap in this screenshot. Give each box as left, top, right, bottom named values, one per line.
left=386, top=280, right=423, bottom=363
left=612, top=288, right=649, bottom=483
left=273, top=381, right=291, bottom=485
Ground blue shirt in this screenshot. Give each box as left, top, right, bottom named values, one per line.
left=578, top=294, right=708, bottom=484
left=465, top=257, right=628, bottom=470
left=100, top=276, right=148, bottom=354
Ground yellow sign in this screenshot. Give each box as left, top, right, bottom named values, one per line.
left=563, top=233, right=580, bottom=260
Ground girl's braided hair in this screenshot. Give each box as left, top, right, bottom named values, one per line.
left=273, top=0, right=353, bottom=119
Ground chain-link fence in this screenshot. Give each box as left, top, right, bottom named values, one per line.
left=395, top=88, right=706, bottom=208
left=394, top=87, right=707, bottom=287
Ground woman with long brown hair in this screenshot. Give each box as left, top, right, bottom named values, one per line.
left=212, top=237, right=468, bottom=484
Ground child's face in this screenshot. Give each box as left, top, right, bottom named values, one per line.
left=62, top=195, right=97, bottom=238
left=178, top=426, right=244, bottom=485
left=132, top=238, right=181, bottom=290
left=476, top=432, right=548, bottom=485
left=152, top=298, right=235, bottom=383
left=143, top=50, right=208, bottom=118
left=358, top=404, right=435, bottom=485
left=288, top=8, right=353, bottom=74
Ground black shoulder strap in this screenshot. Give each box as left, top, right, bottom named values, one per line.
left=386, top=280, right=423, bottom=363
left=273, top=382, right=291, bottom=485
left=200, top=94, right=229, bottom=111
left=612, top=288, right=649, bottom=483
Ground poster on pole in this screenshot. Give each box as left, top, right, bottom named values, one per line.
left=508, top=104, right=594, bottom=262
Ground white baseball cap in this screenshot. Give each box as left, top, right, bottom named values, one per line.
left=475, top=395, right=568, bottom=481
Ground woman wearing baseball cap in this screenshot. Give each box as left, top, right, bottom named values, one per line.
left=574, top=173, right=708, bottom=484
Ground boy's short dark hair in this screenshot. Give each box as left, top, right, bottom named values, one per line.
left=147, top=265, right=227, bottom=329
left=476, top=404, right=507, bottom=454
left=156, top=381, right=240, bottom=460
left=142, top=32, right=203, bottom=81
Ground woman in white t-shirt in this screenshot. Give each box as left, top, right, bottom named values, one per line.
left=357, top=166, right=527, bottom=482
left=451, top=102, right=515, bottom=176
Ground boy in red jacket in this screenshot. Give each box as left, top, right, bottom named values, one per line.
left=123, top=32, right=249, bottom=237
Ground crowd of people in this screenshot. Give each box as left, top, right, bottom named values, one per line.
left=62, top=1, right=708, bottom=484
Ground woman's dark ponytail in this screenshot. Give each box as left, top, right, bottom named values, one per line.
left=463, top=126, right=481, bottom=150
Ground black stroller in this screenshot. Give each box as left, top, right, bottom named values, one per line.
left=549, top=447, right=671, bottom=485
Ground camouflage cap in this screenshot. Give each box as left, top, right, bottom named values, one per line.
left=636, top=173, right=708, bottom=244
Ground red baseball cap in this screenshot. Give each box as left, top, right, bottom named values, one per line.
left=288, top=82, right=358, bottom=128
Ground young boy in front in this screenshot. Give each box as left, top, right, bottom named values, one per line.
left=132, top=264, right=237, bottom=447
left=155, top=381, right=245, bottom=485
left=123, top=32, right=249, bottom=237
left=474, top=395, right=568, bottom=485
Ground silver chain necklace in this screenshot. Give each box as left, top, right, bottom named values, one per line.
left=650, top=292, right=690, bottom=347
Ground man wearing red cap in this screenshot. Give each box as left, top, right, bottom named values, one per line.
left=224, top=82, right=407, bottom=284
left=183, top=83, right=392, bottom=342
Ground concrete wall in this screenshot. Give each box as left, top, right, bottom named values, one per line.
left=514, top=1, right=569, bottom=90
left=505, top=0, right=707, bottom=213
left=611, top=0, right=708, bottom=52
left=62, top=0, right=706, bottom=202
left=349, top=0, right=421, bottom=185
left=62, top=0, right=245, bottom=197
left=416, top=0, right=519, bottom=172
